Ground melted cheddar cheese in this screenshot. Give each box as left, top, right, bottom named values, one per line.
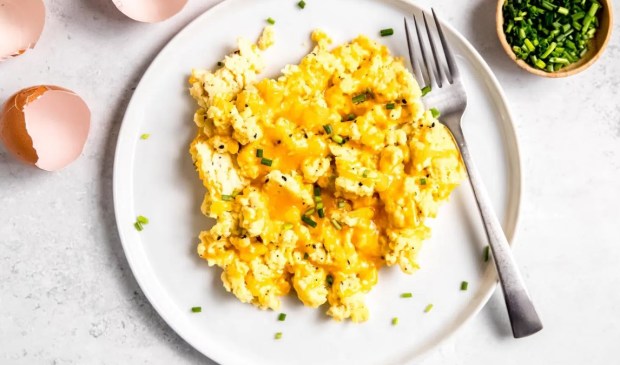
left=188, top=28, right=464, bottom=322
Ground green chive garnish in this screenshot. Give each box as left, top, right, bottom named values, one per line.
left=420, top=178, right=427, bottom=185
left=352, top=93, right=367, bottom=104
left=313, top=185, right=321, bottom=197
left=297, top=0, right=306, bottom=9
left=261, top=158, right=273, bottom=166
left=330, top=219, right=342, bottom=230
left=256, top=148, right=263, bottom=158
left=305, top=208, right=315, bottom=216
left=134, top=222, right=143, bottom=232
left=326, top=274, right=334, bottom=286
left=391, top=317, right=399, bottom=325
left=191, top=306, right=202, bottom=313
left=317, top=208, right=325, bottom=218
left=483, top=245, right=490, bottom=262
left=421, top=85, right=432, bottom=96
left=460, top=281, right=469, bottom=291
left=380, top=28, right=394, bottom=37
left=278, top=313, right=287, bottom=321
left=274, top=332, right=283, bottom=340
left=140, top=133, right=150, bottom=140
left=331, top=135, right=344, bottom=144
left=217, top=61, right=224, bottom=67
left=424, top=304, right=434, bottom=313
left=302, top=215, right=317, bottom=228
left=401, top=292, right=413, bottom=298
left=430, top=108, right=440, bottom=118
left=323, top=124, right=333, bottom=134
left=316, top=202, right=324, bottom=210
left=304, top=252, right=309, bottom=260
left=386, top=103, right=395, bottom=110
left=136, top=215, right=148, bottom=224
left=344, top=113, right=356, bottom=121
left=267, top=17, right=276, bottom=25
left=221, top=194, right=233, bottom=201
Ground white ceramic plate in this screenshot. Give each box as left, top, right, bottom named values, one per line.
left=113, top=0, right=521, bottom=364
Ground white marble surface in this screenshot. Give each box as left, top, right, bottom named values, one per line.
left=1, top=0, right=619, bottom=364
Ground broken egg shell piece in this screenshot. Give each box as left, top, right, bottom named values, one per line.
left=0, top=86, right=91, bottom=171
left=0, top=0, right=46, bottom=61
left=112, top=0, right=188, bottom=23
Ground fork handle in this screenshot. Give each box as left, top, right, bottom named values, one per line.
left=449, top=121, right=543, bottom=338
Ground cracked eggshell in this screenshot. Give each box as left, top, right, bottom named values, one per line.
left=0, top=0, right=46, bottom=61
left=112, top=0, right=188, bottom=23
left=0, top=86, right=91, bottom=171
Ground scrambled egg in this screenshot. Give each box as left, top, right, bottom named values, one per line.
left=188, top=27, right=464, bottom=322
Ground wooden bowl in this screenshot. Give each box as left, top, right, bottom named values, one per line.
left=496, top=0, right=613, bottom=77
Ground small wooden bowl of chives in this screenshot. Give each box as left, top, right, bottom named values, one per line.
left=496, top=0, right=613, bottom=78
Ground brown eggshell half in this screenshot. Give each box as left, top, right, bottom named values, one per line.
left=0, top=0, right=46, bottom=60
left=0, top=85, right=91, bottom=171
left=111, top=0, right=188, bottom=23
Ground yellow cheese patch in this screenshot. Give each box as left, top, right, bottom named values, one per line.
left=189, top=28, right=464, bottom=322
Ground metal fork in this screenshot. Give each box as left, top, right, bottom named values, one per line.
left=404, top=9, right=543, bottom=338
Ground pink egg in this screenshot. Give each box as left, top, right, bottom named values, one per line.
left=0, top=86, right=91, bottom=171
left=0, top=0, right=46, bottom=61
left=112, top=0, right=188, bottom=23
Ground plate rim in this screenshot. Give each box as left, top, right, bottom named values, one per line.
left=112, top=0, right=523, bottom=363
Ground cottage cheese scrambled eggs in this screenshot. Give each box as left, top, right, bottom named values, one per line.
left=188, top=27, right=464, bottom=322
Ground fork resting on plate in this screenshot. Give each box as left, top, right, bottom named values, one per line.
left=404, top=9, right=543, bottom=338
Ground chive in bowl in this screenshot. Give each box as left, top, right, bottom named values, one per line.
left=496, top=0, right=613, bottom=78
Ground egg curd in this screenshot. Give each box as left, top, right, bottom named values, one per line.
left=188, top=27, right=464, bottom=322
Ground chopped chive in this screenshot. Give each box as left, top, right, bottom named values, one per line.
left=217, top=61, right=224, bottom=67
left=326, top=274, right=334, bottom=286
left=524, top=38, right=536, bottom=52
left=314, top=195, right=323, bottom=203
left=352, top=93, right=367, bottom=104
left=386, top=103, right=396, bottom=110
left=419, top=178, right=427, bottom=185
left=330, top=219, right=342, bottom=230
left=256, top=148, right=263, bottom=158
left=297, top=0, right=306, bottom=9
left=323, top=124, right=333, bottom=134
left=460, top=281, right=469, bottom=291
left=318, top=208, right=325, bottom=218
left=283, top=222, right=294, bottom=230
left=400, top=292, right=413, bottom=298
left=313, top=185, right=321, bottom=196
left=424, top=304, right=434, bottom=313
left=305, top=208, right=316, bottom=216
left=380, top=28, right=394, bottom=37
left=316, top=202, right=324, bottom=210
left=344, top=113, right=356, bottom=121
left=391, top=317, right=399, bottom=326
left=430, top=108, right=440, bottom=118
left=221, top=194, right=233, bottom=201
left=331, top=134, right=344, bottom=144
left=483, top=245, right=490, bottom=262
left=260, top=158, right=273, bottom=166
left=274, top=332, right=282, bottom=340
left=362, top=169, right=369, bottom=178
left=191, top=306, right=202, bottom=313
left=140, top=133, right=150, bottom=140
left=421, top=85, right=432, bottom=96
left=134, top=222, right=143, bottom=232
left=231, top=189, right=240, bottom=198
left=557, top=6, right=569, bottom=15
left=266, top=17, right=276, bottom=25
left=302, top=215, right=317, bottom=228
left=137, top=215, right=149, bottom=224
left=304, top=252, right=309, bottom=260
left=278, top=313, right=287, bottom=321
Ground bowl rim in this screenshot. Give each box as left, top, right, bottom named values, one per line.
left=495, top=0, right=614, bottom=78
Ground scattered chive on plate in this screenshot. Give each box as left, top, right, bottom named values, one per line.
left=496, top=0, right=612, bottom=77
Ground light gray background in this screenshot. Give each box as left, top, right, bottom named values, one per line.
left=1, top=0, right=619, bottom=364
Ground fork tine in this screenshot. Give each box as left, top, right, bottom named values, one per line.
left=403, top=18, right=424, bottom=86
left=432, top=8, right=459, bottom=82
left=422, top=12, right=443, bottom=88
left=412, top=13, right=433, bottom=88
